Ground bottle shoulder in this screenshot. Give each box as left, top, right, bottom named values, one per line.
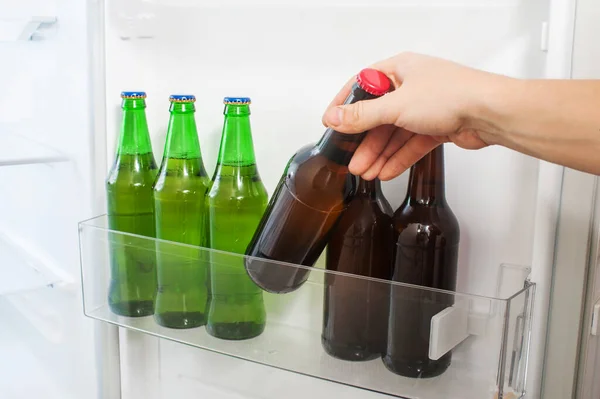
left=206, top=183, right=268, bottom=200
left=106, top=167, right=157, bottom=188
left=206, top=174, right=268, bottom=203
left=347, top=195, right=394, bottom=218
left=374, top=195, right=394, bottom=217
left=393, top=201, right=460, bottom=243
left=336, top=199, right=394, bottom=235
left=153, top=174, right=211, bottom=196
left=283, top=144, right=353, bottom=209
left=106, top=154, right=158, bottom=185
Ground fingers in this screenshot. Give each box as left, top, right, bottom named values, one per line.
left=379, top=136, right=441, bottom=181
left=361, top=128, right=414, bottom=180
left=348, top=125, right=395, bottom=176
left=349, top=128, right=437, bottom=182
left=321, top=76, right=357, bottom=127
left=321, top=58, right=404, bottom=127
left=323, top=91, right=401, bottom=134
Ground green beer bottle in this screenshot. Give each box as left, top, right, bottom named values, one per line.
left=106, top=91, right=158, bottom=317
left=206, top=97, right=268, bottom=340
left=153, top=94, right=211, bottom=329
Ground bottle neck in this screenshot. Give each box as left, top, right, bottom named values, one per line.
left=162, top=102, right=202, bottom=159
left=215, top=104, right=257, bottom=169
left=406, top=145, right=446, bottom=206
left=356, top=176, right=383, bottom=199
left=117, top=98, right=153, bottom=156
left=316, top=83, right=378, bottom=165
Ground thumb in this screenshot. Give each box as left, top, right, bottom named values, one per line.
left=322, top=92, right=400, bottom=134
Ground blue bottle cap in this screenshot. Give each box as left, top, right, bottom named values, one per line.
left=121, top=91, right=147, bottom=99
left=169, top=94, right=196, bottom=103
left=224, top=97, right=251, bottom=105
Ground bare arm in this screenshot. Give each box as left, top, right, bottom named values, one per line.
left=322, top=53, right=600, bottom=179
left=477, top=78, right=600, bottom=175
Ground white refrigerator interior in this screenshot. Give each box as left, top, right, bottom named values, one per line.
left=0, top=0, right=97, bottom=398
left=2, top=0, right=600, bottom=398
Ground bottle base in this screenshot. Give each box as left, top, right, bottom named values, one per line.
left=382, top=355, right=451, bottom=379
left=206, top=322, right=265, bottom=340
left=154, top=311, right=205, bottom=329
left=109, top=300, right=154, bottom=317
left=321, top=336, right=380, bottom=362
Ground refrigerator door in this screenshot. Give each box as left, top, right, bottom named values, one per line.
left=573, top=1, right=600, bottom=397
left=0, top=0, right=101, bottom=398
left=91, top=0, right=561, bottom=398
left=87, top=0, right=593, bottom=398
left=576, top=183, right=600, bottom=399
left=542, top=0, right=600, bottom=397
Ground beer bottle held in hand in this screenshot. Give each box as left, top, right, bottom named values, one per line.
left=153, top=95, right=211, bottom=329
left=383, top=144, right=460, bottom=378
left=206, top=97, right=269, bottom=340
left=245, top=69, right=393, bottom=294
left=106, top=91, right=158, bottom=317
left=322, top=176, right=394, bottom=361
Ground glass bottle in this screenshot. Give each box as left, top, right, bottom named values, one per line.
left=383, top=144, right=460, bottom=378
left=245, top=69, right=393, bottom=294
left=323, top=176, right=394, bottom=361
left=106, top=91, right=158, bottom=317
left=206, top=97, right=269, bottom=340
left=153, top=94, right=211, bottom=329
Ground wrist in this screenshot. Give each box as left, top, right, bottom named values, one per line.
left=465, top=72, right=524, bottom=146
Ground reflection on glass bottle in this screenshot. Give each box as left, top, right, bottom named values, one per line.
left=106, top=91, right=158, bottom=317
left=323, top=176, right=394, bottom=361
left=206, top=97, right=268, bottom=340
left=383, top=144, right=460, bottom=378
left=153, top=95, right=211, bottom=329
left=245, top=69, right=393, bottom=294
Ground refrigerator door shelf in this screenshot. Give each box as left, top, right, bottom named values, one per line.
left=0, top=16, right=58, bottom=42
left=0, top=134, right=69, bottom=167
left=0, top=0, right=57, bottom=42
left=0, top=229, right=73, bottom=297
left=78, top=215, right=536, bottom=399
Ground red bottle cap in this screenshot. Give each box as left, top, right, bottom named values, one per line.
left=356, top=68, right=392, bottom=96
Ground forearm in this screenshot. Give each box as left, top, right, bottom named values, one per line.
left=474, top=77, right=600, bottom=174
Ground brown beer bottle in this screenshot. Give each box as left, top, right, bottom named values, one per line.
left=383, top=144, right=460, bottom=378
left=322, top=176, right=394, bottom=361
left=245, top=68, right=393, bottom=294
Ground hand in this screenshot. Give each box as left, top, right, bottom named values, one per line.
left=322, top=52, right=507, bottom=180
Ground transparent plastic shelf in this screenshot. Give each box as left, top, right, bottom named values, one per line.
left=79, top=215, right=535, bottom=399
left=0, top=231, right=65, bottom=296
left=0, top=134, right=69, bottom=167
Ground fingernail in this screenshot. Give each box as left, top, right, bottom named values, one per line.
left=326, top=107, right=343, bottom=127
